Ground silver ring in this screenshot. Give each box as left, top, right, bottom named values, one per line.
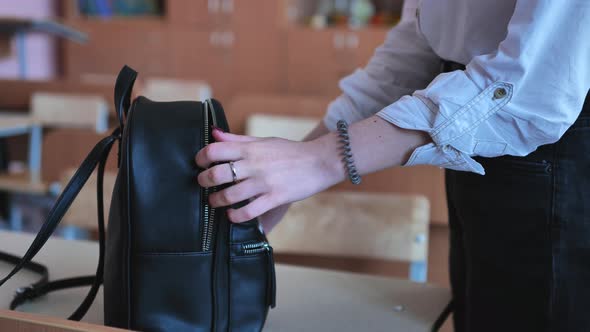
left=229, top=161, right=238, bottom=183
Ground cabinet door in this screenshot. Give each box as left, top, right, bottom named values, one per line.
left=231, top=29, right=284, bottom=94
left=168, top=0, right=239, bottom=27
left=63, top=20, right=173, bottom=80
left=166, top=0, right=211, bottom=26
left=286, top=28, right=342, bottom=97
left=286, top=28, right=388, bottom=97
left=230, top=0, right=283, bottom=94
left=231, top=0, right=279, bottom=28
left=171, top=29, right=234, bottom=100
left=355, top=28, right=388, bottom=67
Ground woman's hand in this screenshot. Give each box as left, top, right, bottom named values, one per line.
left=195, top=128, right=345, bottom=223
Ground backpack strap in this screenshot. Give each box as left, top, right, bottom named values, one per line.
left=114, top=65, right=137, bottom=130
left=114, top=65, right=137, bottom=166
left=0, top=127, right=119, bottom=320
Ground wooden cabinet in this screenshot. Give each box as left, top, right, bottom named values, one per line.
left=170, top=29, right=234, bottom=100
left=169, top=0, right=283, bottom=98
left=286, top=29, right=340, bottom=97
left=231, top=28, right=284, bottom=95
left=62, top=1, right=283, bottom=100
left=167, top=0, right=212, bottom=26
left=286, top=27, right=387, bottom=97
left=62, top=19, right=173, bottom=80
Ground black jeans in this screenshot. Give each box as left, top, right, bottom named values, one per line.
left=446, top=91, right=590, bottom=332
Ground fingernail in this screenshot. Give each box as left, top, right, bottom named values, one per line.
left=212, top=126, right=224, bottom=133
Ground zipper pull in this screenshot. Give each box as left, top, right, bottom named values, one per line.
left=265, top=243, right=276, bottom=309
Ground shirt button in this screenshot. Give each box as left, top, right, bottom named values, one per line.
left=493, top=87, right=507, bottom=99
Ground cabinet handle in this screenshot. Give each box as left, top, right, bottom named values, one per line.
left=347, top=34, right=359, bottom=49
left=221, top=0, right=233, bottom=14
left=208, top=0, right=219, bottom=13
left=333, top=33, right=345, bottom=49
left=222, top=31, right=234, bottom=48
left=209, top=31, right=220, bottom=46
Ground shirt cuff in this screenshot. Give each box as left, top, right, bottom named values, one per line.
left=376, top=70, right=513, bottom=174
left=376, top=97, right=485, bottom=174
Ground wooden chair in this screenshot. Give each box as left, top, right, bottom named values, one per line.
left=270, top=192, right=430, bottom=283
left=141, top=78, right=212, bottom=102
left=0, top=93, right=109, bottom=191
left=60, top=168, right=116, bottom=235
left=246, top=112, right=430, bottom=282
left=30, top=93, right=109, bottom=133
left=246, top=113, right=319, bottom=141
left=0, top=92, right=108, bottom=229
left=225, top=93, right=332, bottom=134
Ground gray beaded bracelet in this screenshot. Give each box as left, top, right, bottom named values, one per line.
left=336, top=120, right=362, bottom=185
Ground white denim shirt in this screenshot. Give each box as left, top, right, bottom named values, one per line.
left=324, top=0, right=590, bottom=174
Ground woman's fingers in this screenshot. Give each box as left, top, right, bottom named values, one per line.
left=227, top=195, right=276, bottom=223
left=209, top=179, right=265, bottom=208
left=198, top=160, right=250, bottom=187
left=195, top=130, right=261, bottom=168
left=195, top=142, right=243, bottom=168
left=212, top=129, right=259, bottom=143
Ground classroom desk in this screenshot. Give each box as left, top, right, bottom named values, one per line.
left=0, top=231, right=450, bottom=331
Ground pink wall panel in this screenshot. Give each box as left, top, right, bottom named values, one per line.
left=0, top=0, right=57, bottom=80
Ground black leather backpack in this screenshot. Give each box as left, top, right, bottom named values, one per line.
left=0, top=65, right=276, bottom=332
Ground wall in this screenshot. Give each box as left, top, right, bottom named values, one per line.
left=0, top=0, right=58, bottom=80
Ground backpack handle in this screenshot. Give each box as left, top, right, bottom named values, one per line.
left=114, top=65, right=138, bottom=130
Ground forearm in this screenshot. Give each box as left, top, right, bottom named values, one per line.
left=312, top=115, right=431, bottom=185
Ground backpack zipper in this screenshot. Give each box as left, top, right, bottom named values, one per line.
left=240, top=241, right=277, bottom=308
left=201, top=101, right=211, bottom=251
left=201, top=99, right=219, bottom=252
left=241, top=241, right=271, bottom=255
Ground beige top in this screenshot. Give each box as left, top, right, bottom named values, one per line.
left=0, top=231, right=450, bottom=331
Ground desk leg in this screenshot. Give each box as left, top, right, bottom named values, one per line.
left=409, top=260, right=428, bottom=283
left=17, top=32, right=27, bottom=79
left=28, top=125, right=42, bottom=184
left=9, top=201, right=23, bottom=232
left=60, top=225, right=91, bottom=240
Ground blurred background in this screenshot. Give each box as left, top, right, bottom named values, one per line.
left=0, top=0, right=450, bottom=308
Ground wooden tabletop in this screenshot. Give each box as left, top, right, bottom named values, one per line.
left=0, top=231, right=450, bottom=331
left=0, top=113, right=35, bottom=133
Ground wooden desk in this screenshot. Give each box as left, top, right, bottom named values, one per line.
left=0, top=231, right=450, bottom=331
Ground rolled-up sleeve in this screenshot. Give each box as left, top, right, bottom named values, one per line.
left=377, top=0, right=590, bottom=174
left=323, top=0, right=441, bottom=131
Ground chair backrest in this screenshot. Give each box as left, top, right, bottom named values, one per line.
left=60, top=168, right=117, bottom=230
left=226, top=94, right=332, bottom=134
left=31, top=92, right=109, bottom=133
left=268, top=191, right=430, bottom=264
left=246, top=114, right=319, bottom=141
left=142, top=78, right=212, bottom=102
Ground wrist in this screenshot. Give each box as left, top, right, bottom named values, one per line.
left=306, top=132, right=347, bottom=189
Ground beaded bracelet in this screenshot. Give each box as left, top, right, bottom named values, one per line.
left=336, top=120, right=362, bottom=185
